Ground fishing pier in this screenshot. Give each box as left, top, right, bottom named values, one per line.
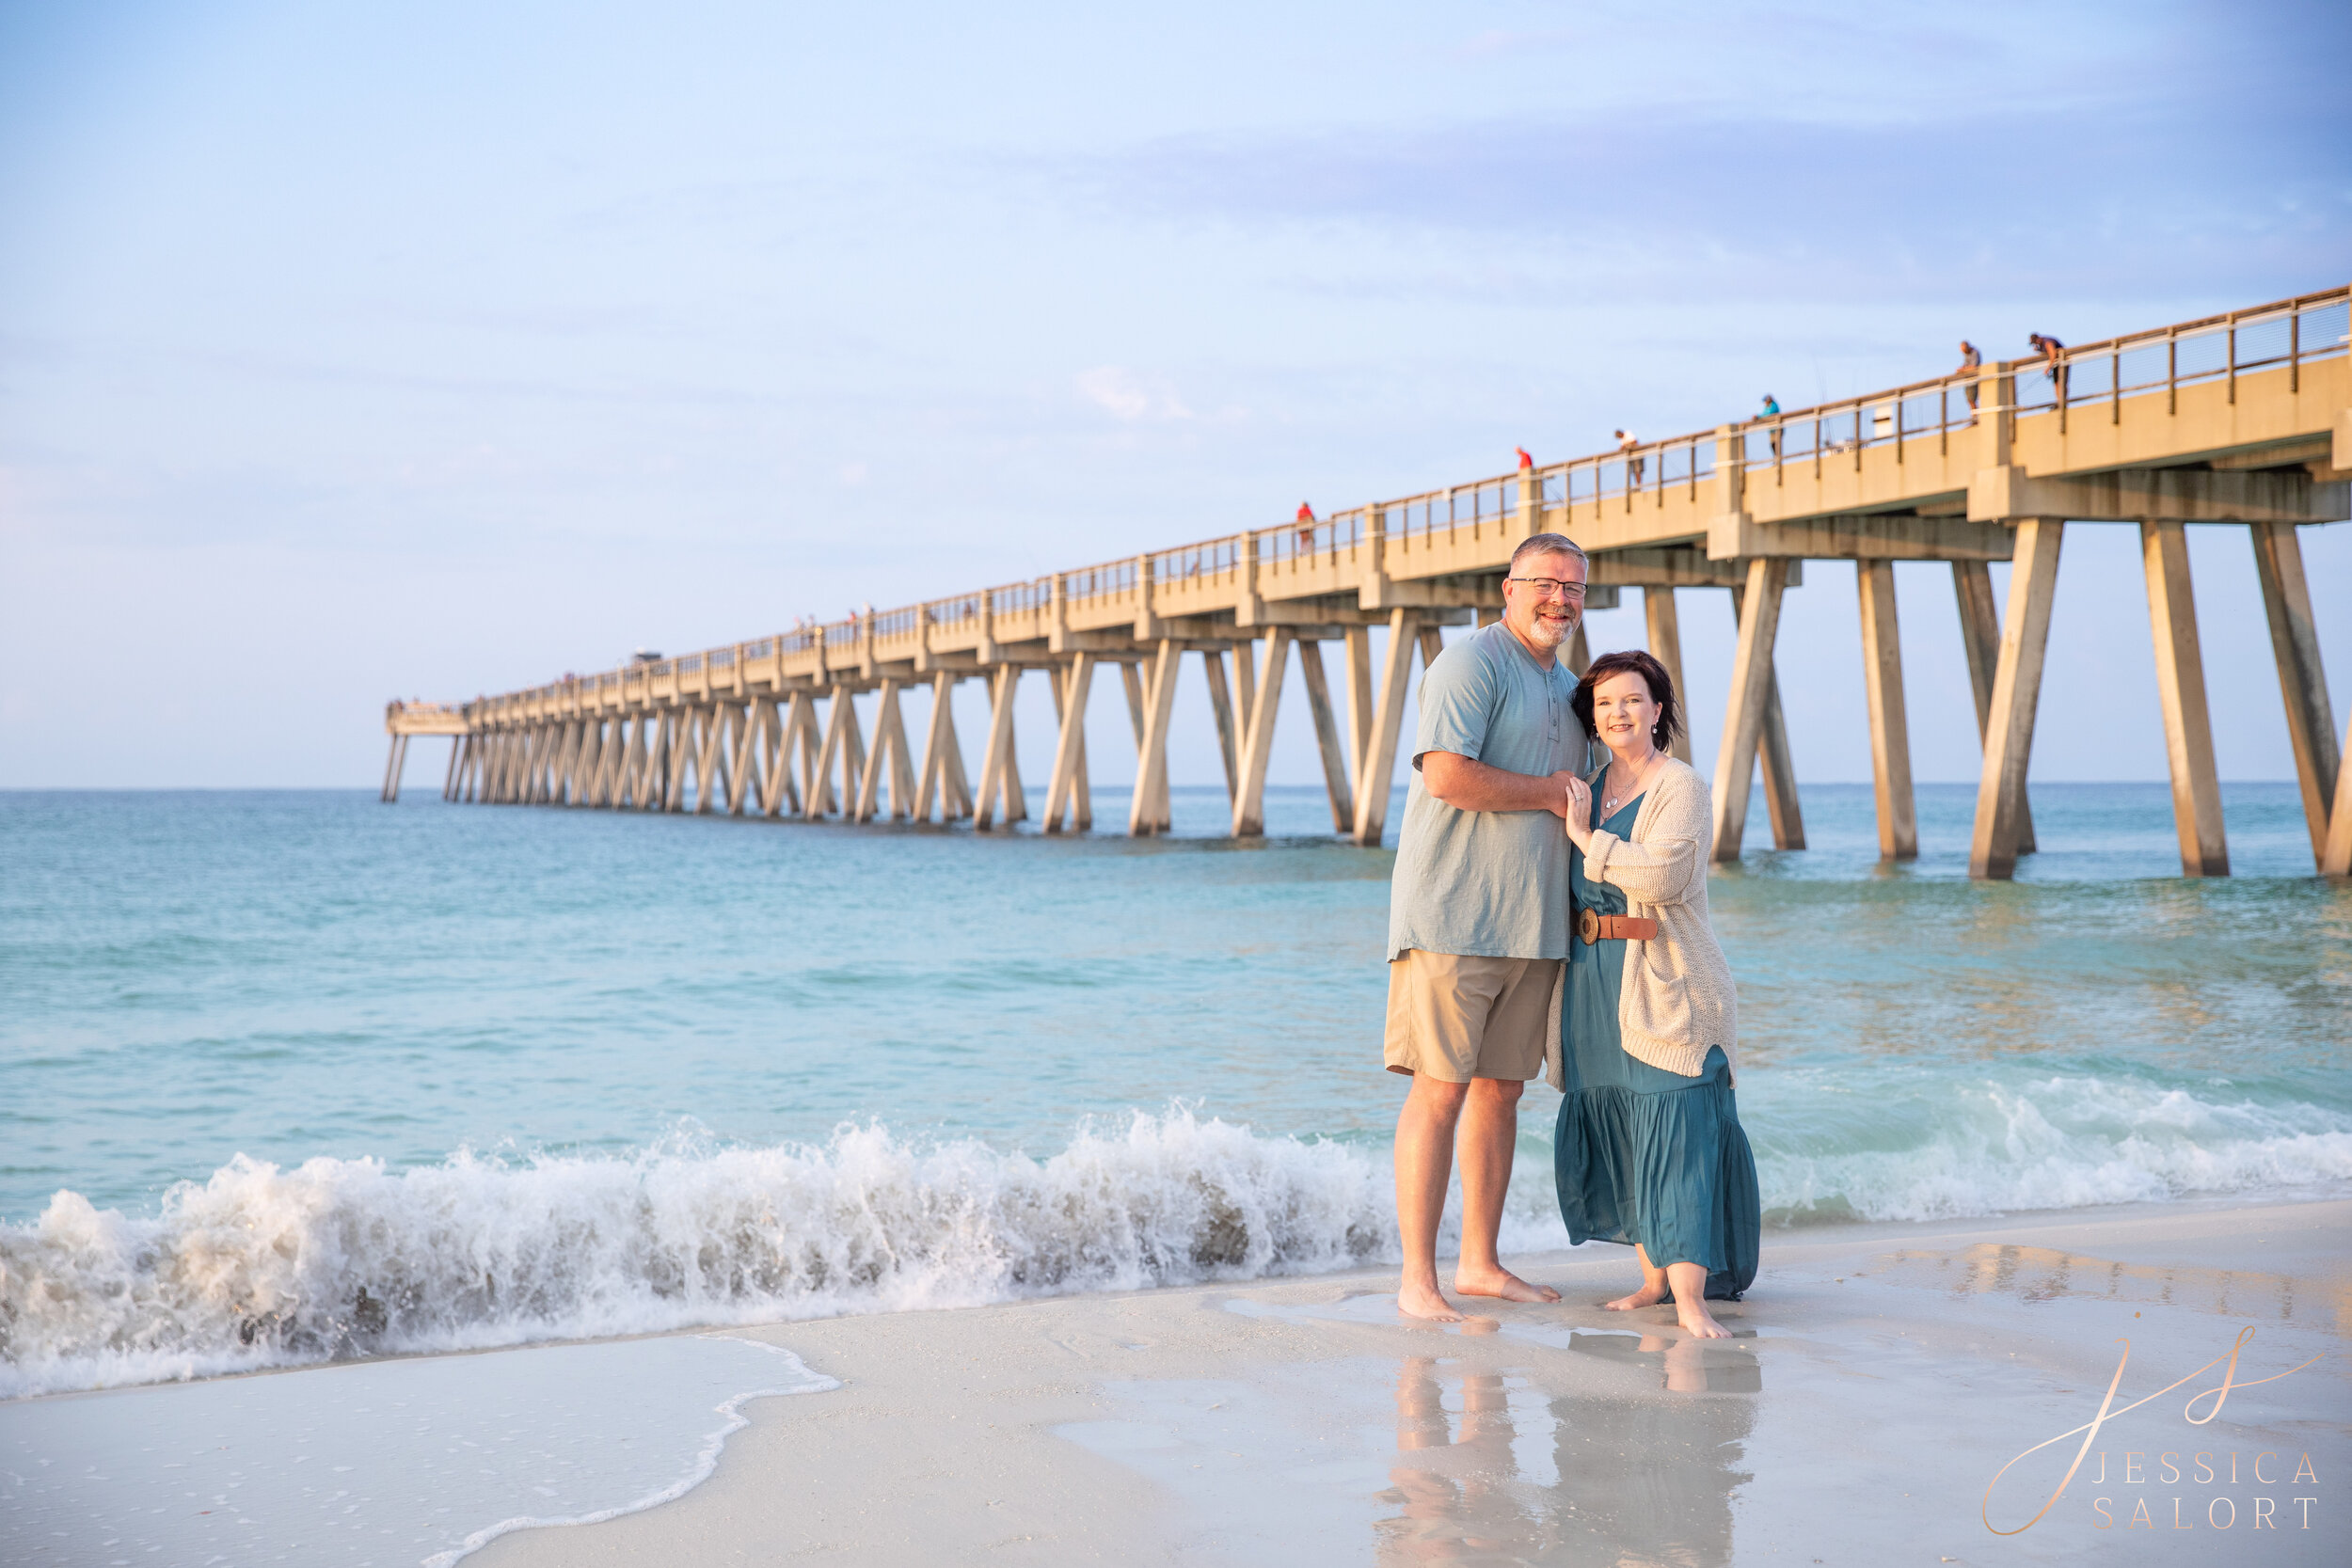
left=387, top=286, right=2352, bottom=879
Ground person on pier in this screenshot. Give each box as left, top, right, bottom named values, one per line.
left=1553, top=649, right=1759, bottom=1338
left=1385, top=531, right=1592, bottom=1321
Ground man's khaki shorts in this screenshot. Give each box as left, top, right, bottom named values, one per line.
left=1383, top=950, right=1559, bottom=1083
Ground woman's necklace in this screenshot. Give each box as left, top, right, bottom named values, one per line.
left=1601, top=748, right=1659, bottom=815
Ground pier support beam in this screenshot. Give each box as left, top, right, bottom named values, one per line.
left=1951, top=562, right=2036, bottom=854
left=692, top=706, right=725, bottom=814
left=1757, top=664, right=1803, bottom=850
left=1118, top=661, right=1170, bottom=832
left=854, top=679, right=914, bottom=823
left=727, top=700, right=765, bottom=814
left=765, top=693, right=810, bottom=817
left=1712, top=563, right=1787, bottom=858
left=1351, top=609, right=1420, bottom=847
left=1856, top=559, right=1917, bottom=861
left=914, top=673, right=970, bottom=823
left=2140, top=519, right=2229, bottom=877
left=1044, top=654, right=1096, bottom=833
left=841, top=697, right=870, bottom=819
left=1232, top=629, right=1293, bottom=837
left=1130, top=641, right=1182, bottom=836
left=586, top=722, right=616, bottom=807
left=808, top=688, right=858, bottom=819
left=2249, top=521, right=2342, bottom=869
left=1714, top=562, right=1799, bottom=861
left=546, top=721, right=570, bottom=805
left=379, top=734, right=407, bottom=802
left=1297, top=640, right=1353, bottom=832
left=974, top=667, right=1024, bottom=829
left=614, top=720, right=644, bottom=807
left=1969, top=519, right=2065, bottom=879
left=1643, top=588, right=1692, bottom=764
left=1343, top=626, right=1374, bottom=791
left=2328, top=697, right=2352, bottom=878
left=1203, top=650, right=1240, bottom=808
left=665, top=711, right=694, bottom=812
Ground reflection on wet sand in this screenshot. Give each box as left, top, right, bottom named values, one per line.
left=1379, top=1356, right=1553, bottom=1564
left=1375, top=1337, right=1759, bottom=1566
left=1874, top=1242, right=2352, bottom=1338
left=1566, top=1330, right=1763, bottom=1394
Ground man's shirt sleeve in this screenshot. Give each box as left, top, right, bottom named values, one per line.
left=1410, top=641, right=1496, bottom=771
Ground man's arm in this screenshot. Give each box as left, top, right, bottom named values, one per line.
left=1421, top=752, right=1578, bottom=817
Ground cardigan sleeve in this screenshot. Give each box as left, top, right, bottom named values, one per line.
left=1583, top=772, right=1707, bottom=906
left=1584, top=825, right=1700, bottom=906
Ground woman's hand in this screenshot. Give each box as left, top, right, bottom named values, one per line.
left=1562, top=776, right=1594, bottom=852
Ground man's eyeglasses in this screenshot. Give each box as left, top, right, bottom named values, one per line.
left=1507, top=577, right=1587, bottom=601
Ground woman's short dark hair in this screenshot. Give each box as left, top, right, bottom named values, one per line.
left=1571, top=650, right=1684, bottom=749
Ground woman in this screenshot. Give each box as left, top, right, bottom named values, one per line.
left=1550, top=649, right=1759, bottom=1338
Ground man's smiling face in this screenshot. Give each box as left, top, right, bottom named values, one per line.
left=1502, top=547, right=1585, bottom=657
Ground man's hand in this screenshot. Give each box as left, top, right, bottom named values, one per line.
left=1422, top=752, right=1582, bottom=816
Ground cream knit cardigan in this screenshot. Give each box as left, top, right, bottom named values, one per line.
left=1542, top=754, right=1740, bottom=1087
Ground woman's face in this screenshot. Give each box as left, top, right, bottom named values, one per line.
left=1592, top=671, right=1661, bottom=755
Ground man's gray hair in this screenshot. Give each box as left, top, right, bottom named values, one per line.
left=1508, top=532, right=1588, bottom=575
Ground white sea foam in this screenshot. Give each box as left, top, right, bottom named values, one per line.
left=1754, top=1072, right=2352, bottom=1224
left=5, top=1085, right=2346, bottom=1398
left=0, top=1108, right=1394, bottom=1399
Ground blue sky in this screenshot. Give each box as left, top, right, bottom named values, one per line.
left=2, top=0, right=2347, bottom=789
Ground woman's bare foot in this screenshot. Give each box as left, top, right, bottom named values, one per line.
left=1601, top=1278, right=1670, bottom=1311
left=1675, top=1300, right=1733, bottom=1338
left=1454, top=1265, right=1561, bottom=1304
left=1397, top=1280, right=1464, bottom=1322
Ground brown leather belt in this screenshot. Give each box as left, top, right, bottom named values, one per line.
left=1579, top=909, right=1658, bottom=944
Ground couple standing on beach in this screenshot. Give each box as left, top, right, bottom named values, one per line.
left=1385, top=531, right=1760, bottom=1337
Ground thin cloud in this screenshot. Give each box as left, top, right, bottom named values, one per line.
left=1076, top=366, right=1193, bottom=422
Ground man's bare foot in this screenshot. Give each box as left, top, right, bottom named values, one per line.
left=1454, top=1265, right=1560, bottom=1304
left=1676, top=1300, right=1733, bottom=1338
left=1601, top=1279, right=1670, bottom=1311
left=1398, top=1281, right=1464, bottom=1322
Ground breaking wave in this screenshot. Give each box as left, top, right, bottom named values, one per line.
left=7, top=1079, right=2347, bottom=1399
left=0, top=1109, right=1402, bottom=1399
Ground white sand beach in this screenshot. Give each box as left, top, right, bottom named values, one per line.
left=7, top=1196, right=2343, bottom=1566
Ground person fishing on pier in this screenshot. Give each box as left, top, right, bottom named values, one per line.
left=1614, top=430, right=1645, bottom=489
left=2028, top=333, right=2066, bottom=398
left=1384, top=531, right=1590, bottom=1321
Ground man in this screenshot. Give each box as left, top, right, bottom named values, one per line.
left=1613, top=430, right=1645, bottom=489
left=2028, top=333, right=2066, bottom=398
left=1955, top=341, right=1981, bottom=413
left=1386, top=531, right=1590, bottom=1320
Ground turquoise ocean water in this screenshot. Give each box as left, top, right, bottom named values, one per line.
left=3, top=783, right=2347, bottom=1397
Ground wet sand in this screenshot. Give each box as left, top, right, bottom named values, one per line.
left=476, top=1196, right=2347, bottom=1566
left=7, top=1197, right=2344, bottom=1566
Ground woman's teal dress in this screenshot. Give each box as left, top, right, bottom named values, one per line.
left=1554, top=789, right=1761, bottom=1300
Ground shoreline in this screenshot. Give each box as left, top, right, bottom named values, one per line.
left=7, top=1183, right=2347, bottom=1406
left=8, top=1192, right=2344, bottom=1565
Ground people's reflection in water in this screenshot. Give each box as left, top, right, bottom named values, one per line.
left=1553, top=1332, right=1757, bottom=1565
left=1377, top=1355, right=1549, bottom=1564
left=1374, top=1337, right=1758, bottom=1566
